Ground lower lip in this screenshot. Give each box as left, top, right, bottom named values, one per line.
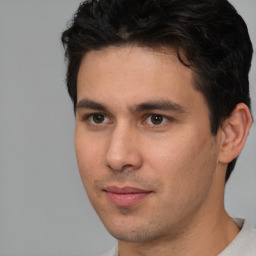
left=105, top=192, right=150, bottom=207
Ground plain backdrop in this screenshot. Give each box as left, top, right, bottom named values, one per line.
left=0, top=1, right=255, bottom=255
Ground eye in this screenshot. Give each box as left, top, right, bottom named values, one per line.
left=145, top=114, right=168, bottom=126
left=88, top=113, right=109, bottom=124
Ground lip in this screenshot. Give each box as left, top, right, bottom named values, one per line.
left=104, top=186, right=152, bottom=207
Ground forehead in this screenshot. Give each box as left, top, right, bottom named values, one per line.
left=78, top=46, right=188, bottom=82
left=76, top=45, right=206, bottom=114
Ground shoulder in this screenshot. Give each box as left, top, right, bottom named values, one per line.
left=100, top=245, right=118, bottom=256
left=219, top=218, right=256, bottom=256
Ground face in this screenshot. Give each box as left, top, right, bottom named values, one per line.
left=75, top=46, right=222, bottom=243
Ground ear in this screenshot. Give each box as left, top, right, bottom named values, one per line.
left=218, top=103, right=252, bottom=164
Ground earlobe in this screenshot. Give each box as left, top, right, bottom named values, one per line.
left=218, top=103, right=252, bottom=164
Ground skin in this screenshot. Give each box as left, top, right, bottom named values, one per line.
left=75, top=46, right=250, bottom=256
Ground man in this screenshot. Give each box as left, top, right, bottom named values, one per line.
left=61, top=0, right=255, bottom=255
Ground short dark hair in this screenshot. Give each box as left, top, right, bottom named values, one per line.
left=61, top=0, right=253, bottom=182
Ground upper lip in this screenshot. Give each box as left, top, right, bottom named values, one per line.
left=104, top=186, right=151, bottom=194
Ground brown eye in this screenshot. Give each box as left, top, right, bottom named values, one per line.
left=91, top=114, right=106, bottom=124
left=144, top=114, right=168, bottom=126
left=150, top=114, right=164, bottom=125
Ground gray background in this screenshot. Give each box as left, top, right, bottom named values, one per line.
left=0, top=1, right=255, bottom=255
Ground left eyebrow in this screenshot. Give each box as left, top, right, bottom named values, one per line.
left=130, top=99, right=188, bottom=114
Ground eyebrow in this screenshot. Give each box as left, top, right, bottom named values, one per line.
left=76, top=98, right=187, bottom=114
left=76, top=99, right=108, bottom=112
left=130, top=99, right=187, bottom=114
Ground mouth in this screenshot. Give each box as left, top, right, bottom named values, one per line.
left=103, top=186, right=153, bottom=207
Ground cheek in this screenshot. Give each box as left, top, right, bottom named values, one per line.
left=75, top=128, right=105, bottom=184
left=158, top=126, right=215, bottom=167
left=75, top=139, right=104, bottom=205
left=146, top=129, right=217, bottom=196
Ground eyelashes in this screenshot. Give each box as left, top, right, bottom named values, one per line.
left=87, top=113, right=111, bottom=124
left=80, top=112, right=173, bottom=128
left=143, top=114, right=169, bottom=126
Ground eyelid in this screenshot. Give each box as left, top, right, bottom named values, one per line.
left=81, top=112, right=111, bottom=124
left=79, top=112, right=173, bottom=127
left=142, top=113, right=173, bottom=127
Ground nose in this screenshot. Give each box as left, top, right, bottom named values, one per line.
left=105, top=124, right=143, bottom=172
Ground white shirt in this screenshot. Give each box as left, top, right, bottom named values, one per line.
left=219, top=218, right=256, bottom=256
left=102, top=219, right=256, bottom=256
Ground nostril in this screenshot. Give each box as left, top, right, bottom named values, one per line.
left=106, top=163, right=133, bottom=173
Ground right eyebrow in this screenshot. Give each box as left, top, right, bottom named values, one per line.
left=76, top=99, right=108, bottom=112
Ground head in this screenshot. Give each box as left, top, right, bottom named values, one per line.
left=62, top=0, right=253, bottom=182
left=62, top=0, right=253, bottom=246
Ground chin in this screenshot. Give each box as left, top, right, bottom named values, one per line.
left=101, top=214, right=169, bottom=243
left=109, top=228, right=156, bottom=243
